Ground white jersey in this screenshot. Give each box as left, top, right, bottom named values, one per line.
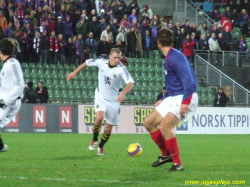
left=0, top=58, right=25, bottom=106
left=86, top=59, right=134, bottom=101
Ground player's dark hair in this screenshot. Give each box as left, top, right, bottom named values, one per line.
left=0, top=38, right=14, bottom=56
left=157, top=28, right=173, bottom=47
left=39, top=82, right=43, bottom=85
left=110, top=48, right=122, bottom=55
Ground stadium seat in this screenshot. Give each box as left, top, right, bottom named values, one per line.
left=21, top=63, right=29, bottom=69
left=29, top=63, right=36, bottom=69
left=43, top=63, right=50, bottom=69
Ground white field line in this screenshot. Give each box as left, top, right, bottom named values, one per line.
left=0, top=175, right=148, bottom=184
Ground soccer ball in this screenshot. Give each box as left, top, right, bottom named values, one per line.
left=127, top=143, right=143, bottom=156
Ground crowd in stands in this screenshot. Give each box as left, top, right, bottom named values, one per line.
left=0, top=0, right=175, bottom=65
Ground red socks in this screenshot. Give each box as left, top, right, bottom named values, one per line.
left=150, top=130, right=168, bottom=157
left=165, top=137, right=182, bottom=165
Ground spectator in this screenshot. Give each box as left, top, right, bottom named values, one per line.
left=113, top=0, right=126, bottom=22
left=142, top=30, right=152, bottom=58
left=64, top=15, right=74, bottom=40
left=99, top=18, right=108, bottom=35
left=107, top=36, right=115, bottom=52
left=39, top=30, right=49, bottom=64
left=221, top=13, right=233, bottom=32
left=47, top=13, right=55, bottom=33
left=223, top=26, right=232, bottom=44
left=150, top=15, right=161, bottom=27
left=100, top=25, right=113, bottom=41
left=85, top=32, right=98, bottom=59
left=213, top=87, right=228, bottom=107
left=127, top=0, right=140, bottom=16
left=242, top=19, right=250, bottom=37
left=119, top=14, right=130, bottom=28
left=143, top=12, right=151, bottom=25
left=108, top=0, right=116, bottom=12
left=236, top=36, right=247, bottom=66
left=151, top=20, right=159, bottom=50
left=243, top=0, right=250, bottom=14
left=97, top=35, right=109, bottom=57
left=225, top=6, right=233, bottom=21
left=4, top=22, right=13, bottom=38
left=55, top=16, right=65, bottom=36
left=199, top=35, right=209, bottom=50
left=77, top=0, right=88, bottom=12
left=177, top=28, right=186, bottom=52
left=22, top=81, right=40, bottom=103
left=65, top=37, right=76, bottom=65
left=218, top=33, right=227, bottom=50
left=182, top=34, right=195, bottom=62
left=211, top=24, right=220, bottom=38
left=32, top=32, right=41, bottom=63
left=9, top=11, right=20, bottom=29
left=82, top=47, right=90, bottom=62
left=76, top=17, right=88, bottom=40
left=88, top=9, right=97, bottom=22
left=116, top=27, right=127, bottom=47
left=238, top=9, right=249, bottom=27
left=202, top=22, right=211, bottom=37
left=110, top=18, right=119, bottom=39
left=235, top=0, right=242, bottom=14
left=29, top=10, right=38, bottom=28
left=212, top=9, right=222, bottom=22
left=140, top=18, right=149, bottom=37
left=89, top=16, right=100, bottom=39
left=135, top=27, right=142, bottom=58
left=190, top=23, right=200, bottom=42
left=141, top=4, right=153, bottom=19
left=191, top=32, right=198, bottom=49
left=97, top=9, right=106, bottom=22
left=181, top=20, right=192, bottom=35
left=173, top=22, right=181, bottom=48
left=115, top=40, right=126, bottom=55
left=126, top=26, right=137, bottom=57
left=203, top=0, right=214, bottom=15
left=208, top=33, right=221, bottom=63
left=128, top=8, right=138, bottom=25
left=48, top=31, right=58, bottom=64
left=0, top=10, right=8, bottom=31
left=57, top=34, right=66, bottom=64
left=35, top=82, right=49, bottom=103
left=75, top=34, right=85, bottom=65
left=106, top=9, right=115, bottom=23
left=156, top=87, right=167, bottom=101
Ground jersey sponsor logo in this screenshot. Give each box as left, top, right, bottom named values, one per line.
left=96, top=104, right=99, bottom=108
left=164, top=70, right=168, bottom=75
left=104, top=76, right=111, bottom=85
left=113, top=74, right=116, bottom=78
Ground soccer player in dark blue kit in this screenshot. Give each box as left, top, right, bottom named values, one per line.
left=143, top=28, right=198, bottom=171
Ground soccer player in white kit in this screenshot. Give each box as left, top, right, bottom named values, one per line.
left=0, top=39, right=25, bottom=152
left=67, top=48, right=134, bottom=155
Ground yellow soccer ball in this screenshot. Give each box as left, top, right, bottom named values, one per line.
left=127, top=143, right=143, bottom=156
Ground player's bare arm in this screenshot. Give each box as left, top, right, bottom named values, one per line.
left=117, top=82, right=134, bottom=102
left=66, top=62, right=88, bottom=81
left=154, top=100, right=162, bottom=107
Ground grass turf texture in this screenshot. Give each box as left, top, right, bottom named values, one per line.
left=0, top=134, right=249, bottom=187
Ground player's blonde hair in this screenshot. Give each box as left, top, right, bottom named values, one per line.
left=110, top=48, right=122, bottom=55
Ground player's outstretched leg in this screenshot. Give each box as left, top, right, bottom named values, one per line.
left=161, top=113, right=184, bottom=171
left=0, top=131, right=9, bottom=152
left=97, top=122, right=113, bottom=155
left=88, top=111, right=104, bottom=151
left=144, top=110, right=172, bottom=167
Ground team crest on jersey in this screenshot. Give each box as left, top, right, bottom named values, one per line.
left=104, top=76, right=111, bottom=85
left=164, top=70, right=167, bottom=75
left=113, top=74, right=116, bottom=78
left=96, top=104, right=99, bottom=108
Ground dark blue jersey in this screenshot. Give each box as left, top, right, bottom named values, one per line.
left=163, top=48, right=198, bottom=105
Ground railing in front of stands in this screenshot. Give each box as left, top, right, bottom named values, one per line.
left=194, top=50, right=250, bottom=66
left=195, top=54, right=250, bottom=105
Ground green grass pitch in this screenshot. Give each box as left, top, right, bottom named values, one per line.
left=0, top=134, right=249, bottom=187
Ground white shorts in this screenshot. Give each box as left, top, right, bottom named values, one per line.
left=155, top=93, right=198, bottom=122
left=0, top=100, right=21, bottom=128
left=94, top=90, right=120, bottom=126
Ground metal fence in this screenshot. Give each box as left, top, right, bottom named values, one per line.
left=194, top=50, right=250, bottom=66
left=175, top=0, right=215, bottom=28
left=195, top=54, right=250, bottom=105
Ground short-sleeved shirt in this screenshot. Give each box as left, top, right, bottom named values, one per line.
left=86, top=59, right=134, bottom=101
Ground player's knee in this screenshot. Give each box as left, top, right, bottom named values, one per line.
left=143, top=117, right=152, bottom=130
left=105, top=125, right=112, bottom=134
left=95, top=116, right=104, bottom=124
left=160, top=124, right=172, bottom=134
